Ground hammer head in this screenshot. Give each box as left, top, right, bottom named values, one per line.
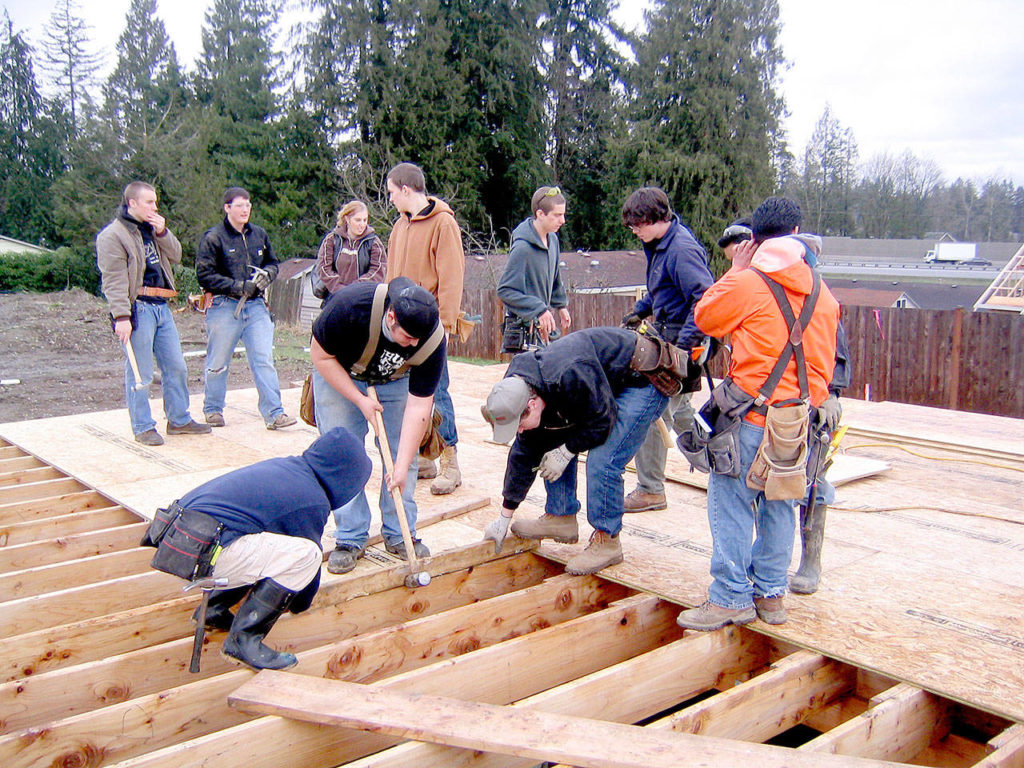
left=404, top=572, right=431, bottom=589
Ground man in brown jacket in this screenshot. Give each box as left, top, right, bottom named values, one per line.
left=96, top=181, right=210, bottom=445
left=386, top=162, right=465, bottom=495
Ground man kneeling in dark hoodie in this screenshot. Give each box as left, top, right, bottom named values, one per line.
left=168, top=427, right=371, bottom=669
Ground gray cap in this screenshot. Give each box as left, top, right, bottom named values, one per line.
left=481, top=377, right=532, bottom=444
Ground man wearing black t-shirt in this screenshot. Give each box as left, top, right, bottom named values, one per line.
left=311, top=277, right=446, bottom=573
left=96, top=181, right=211, bottom=446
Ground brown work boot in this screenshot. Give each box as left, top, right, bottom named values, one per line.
left=754, top=596, right=787, bottom=625
left=417, top=455, right=438, bottom=479
left=135, top=429, right=164, bottom=446
left=676, top=601, right=756, bottom=631
left=623, top=488, right=667, bottom=513
left=511, top=513, right=579, bottom=543
left=430, top=446, right=461, bottom=495
left=266, top=413, right=297, bottom=430
left=205, top=412, right=225, bottom=427
left=565, top=530, right=623, bottom=575
left=166, top=420, right=212, bottom=435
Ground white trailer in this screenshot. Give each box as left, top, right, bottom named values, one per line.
left=923, top=242, right=977, bottom=263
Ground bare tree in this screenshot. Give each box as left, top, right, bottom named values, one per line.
left=40, top=0, right=103, bottom=134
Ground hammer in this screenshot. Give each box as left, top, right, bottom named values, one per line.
left=367, top=386, right=431, bottom=588
left=234, top=265, right=271, bottom=319
left=123, top=341, right=144, bottom=390
left=184, top=576, right=229, bottom=672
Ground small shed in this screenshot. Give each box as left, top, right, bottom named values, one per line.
left=265, top=258, right=322, bottom=329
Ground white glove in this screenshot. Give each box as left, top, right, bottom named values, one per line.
left=538, top=445, right=575, bottom=482
left=252, top=270, right=273, bottom=291
left=483, top=515, right=512, bottom=553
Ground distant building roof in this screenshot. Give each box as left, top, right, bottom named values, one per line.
left=823, top=278, right=985, bottom=310
left=0, top=235, right=54, bottom=256
left=465, top=250, right=648, bottom=294
left=276, top=258, right=315, bottom=281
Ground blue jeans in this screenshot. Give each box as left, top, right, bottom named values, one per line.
left=634, top=391, right=695, bottom=494
left=203, top=297, right=284, bottom=423
left=544, top=384, right=668, bottom=536
left=707, top=421, right=799, bottom=609
left=125, top=301, right=193, bottom=434
left=434, top=357, right=457, bottom=447
left=312, top=371, right=418, bottom=548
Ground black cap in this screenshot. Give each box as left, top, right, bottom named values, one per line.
left=387, top=277, right=439, bottom=339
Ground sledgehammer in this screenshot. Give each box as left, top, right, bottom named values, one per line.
left=367, top=387, right=431, bottom=588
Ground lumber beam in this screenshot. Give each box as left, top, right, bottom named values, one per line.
left=0, top=522, right=147, bottom=572
left=0, top=465, right=64, bottom=488
left=340, top=626, right=771, bottom=768
left=974, top=723, right=1024, bottom=768
left=227, top=672, right=902, bottom=768
left=0, top=552, right=557, bottom=733
left=0, top=506, right=138, bottom=547
left=658, top=649, right=858, bottom=742
left=0, top=489, right=114, bottom=525
left=0, top=547, right=153, bottom=600
left=0, top=456, right=46, bottom=473
left=800, top=682, right=951, bottom=762
left=0, top=446, right=24, bottom=459
left=26, top=594, right=680, bottom=768
left=0, top=477, right=86, bottom=505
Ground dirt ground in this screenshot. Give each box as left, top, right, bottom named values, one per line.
left=0, top=289, right=312, bottom=425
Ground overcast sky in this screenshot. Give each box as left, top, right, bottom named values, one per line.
left=6, top=0, right=1022, bottom=185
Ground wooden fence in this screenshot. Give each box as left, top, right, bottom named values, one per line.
left=447, top=290, right=1024, bottom=420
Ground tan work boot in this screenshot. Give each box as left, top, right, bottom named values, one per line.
left=430, top=446, right=461, bottom=495
left=753, top=596, right=787, bottom=624
left=565, top=530, right=623, bottom=575
left=511, top=513, right=579, bottom=543
left=623, top=488, right=667, bottom=512
left=417, top=455, right=438, bottom=480
left=676, top=601, right=756, bottom=631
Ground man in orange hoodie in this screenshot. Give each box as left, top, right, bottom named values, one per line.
left=676, top=197, right=840, bottom=631
left=386, top=163, right=466, bottom=495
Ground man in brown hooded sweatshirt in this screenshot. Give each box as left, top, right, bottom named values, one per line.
left=385, top=162, right=466, bottom=495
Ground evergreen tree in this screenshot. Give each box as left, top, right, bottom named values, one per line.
left=619, top=0, right=785, bottom=261
left=40, top=0, right=104, bottom=134
left=791, top=104, right=858, bottom=235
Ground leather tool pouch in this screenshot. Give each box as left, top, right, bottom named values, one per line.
left=676, top=379, right=754, bottom=477
left=419, top=408, right=446, bottom=460
left=630, top=332, right=690, bottom=397
left=142, top=502, right=224, bottom=581
left=746, top=402, right=810, bottom=500
left=299, top=373, right=316, bottom=426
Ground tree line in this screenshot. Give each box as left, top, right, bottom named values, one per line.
left=1, top=0, right=1020, bottom=296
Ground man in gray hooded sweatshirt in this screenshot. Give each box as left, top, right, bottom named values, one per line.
left=497, top=186, right=572, bottom=350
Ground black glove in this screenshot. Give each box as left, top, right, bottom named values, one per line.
left=621, top=312, right=643, bottom=330
left=240, top=280, right=259, bottom=300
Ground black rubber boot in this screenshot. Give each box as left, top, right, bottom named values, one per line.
left=790, top=502, right=827, bottom=594
left=221, top=579, right=298, bottom=670
left=194, top=585, right=251, bottom=632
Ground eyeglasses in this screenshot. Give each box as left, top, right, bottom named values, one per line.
left=544, top=186, right=561, bottom=197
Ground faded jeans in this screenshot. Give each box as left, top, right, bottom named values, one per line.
left=203, top=297, right=284, bottom=423
left=707, top=420, right=798, bottom=609
left=434, top=357, right=457, bottom=447
left=634, top=391, right=695, bottom=494
left=312, top=371, right=418, bottom=549
left=544, top=384, right=668, bottom=536
left=125, top=301, right=193, bottom=434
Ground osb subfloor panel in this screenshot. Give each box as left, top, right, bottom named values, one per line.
left=1, top=361, right=1022, bottom=724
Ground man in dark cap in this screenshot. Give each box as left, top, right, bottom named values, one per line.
left=169, top=427, right=371, bottom=670
left=310, top=277, right=447, bottom=573
left=717, top=218, right=753, bottom=262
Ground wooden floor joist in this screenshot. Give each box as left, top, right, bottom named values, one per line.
left=0, top=383, right=1020, bottom=768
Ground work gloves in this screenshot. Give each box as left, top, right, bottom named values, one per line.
left=620, top=311, right=644, bottom=330
left=238, top=279, right=259, bottom=299
left=483, top=515, right=512, bottom=553
left=252, top=270, right=273, bottom=292
left=537, top=444, right=575, bottom=482
left=816, top=394, right=842, bottom=431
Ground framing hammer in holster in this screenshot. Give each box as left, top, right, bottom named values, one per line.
left=233, top=265, right=271, bottom=319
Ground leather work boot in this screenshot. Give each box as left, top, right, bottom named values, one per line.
left=221, top=579, right=297, bottom=670
left=565, top=530, right=623, bottom=575
left=754, top=596, right=787, bottom=625
left=384, top=538, right=430, bottom=561
left=166, top=419, right=213, bottom=435
left=623, top=488, right=667, bottom=513
left=194, top=585, right=251, bottom=631
left=511, top=513, right=579, bottom=544
left=430, top=446, right=462, bottom=495
left=266, top=413, right=297, bottom=430
left=205, top=412, right=226, bottom=427
left=676, top=601, right=756, bottom=631
left=417, top=455, right=438, bottom=480
left=326, top=543, right=366, bottom=574
left=790, top=502, right=827, bottom=594
left=135, top=429, right=164, bottom=446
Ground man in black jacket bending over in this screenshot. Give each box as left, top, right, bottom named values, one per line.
left=481, top=327, right=667, bottom=575
left=173, top=427, right=370, bottom=669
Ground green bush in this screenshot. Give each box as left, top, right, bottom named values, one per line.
left=0, top=247, right=100, bottom=294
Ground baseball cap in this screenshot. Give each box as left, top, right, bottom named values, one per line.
left=481, top=376, right=532, bottom=444
left=717, top=220, right=752, bottom=249
left=387, top=277, right=438, bottom=339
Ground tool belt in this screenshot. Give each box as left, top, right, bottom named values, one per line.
left=500, top=315, right=540, bottom=354
left=137, top=286, right=178, bottom=299
left=676, top=378, right=755, bottom=477
left=419, top=407, right=446, bottom=460
left=629, top=330, right=698, bottom=397
left=140, top=501, right=224, bottom=581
